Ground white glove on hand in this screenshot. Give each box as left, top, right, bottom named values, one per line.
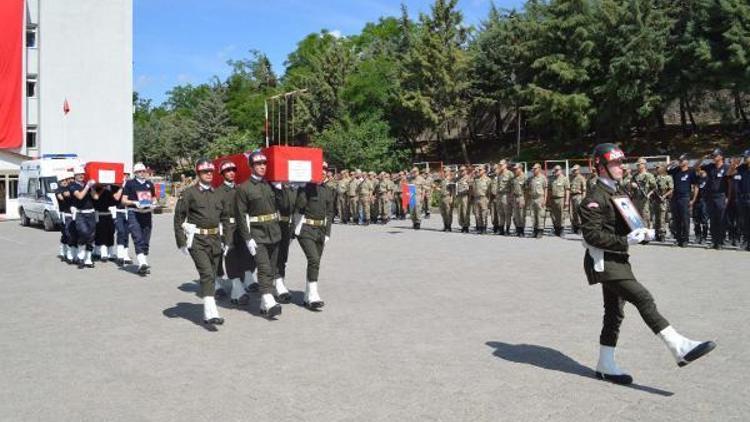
left=325, top=236, right=330, bottom=244
left=87, top=179, right=96, bottom=187
left=180, top=247, right=189, bottom=256
left=222, top=244, right=231, bottom=256
left=246, top=239, right=257, bottom=256
left=626, top=228, right=647, bottom=245
left=644, top=229, right=656, bottom=241
left=271, top=182, right=282, bottom=190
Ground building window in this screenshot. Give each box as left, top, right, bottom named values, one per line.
left=26, top=28, right=37, bottom=48
left=27, top=80, right=36, bottom=97
left=8, top=177, right=19, bottom=200
left=26, top=127, right=37, bottom=148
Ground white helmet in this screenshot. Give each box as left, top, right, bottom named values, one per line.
left=133, top=162, right=147, bottom=172
left=73, top=166, right=85, bottom=175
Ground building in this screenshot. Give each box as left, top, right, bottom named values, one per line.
left=0, top=0, right=133, bottom=219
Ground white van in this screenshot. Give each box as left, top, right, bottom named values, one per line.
left=18, top=154, right=81, bottom=231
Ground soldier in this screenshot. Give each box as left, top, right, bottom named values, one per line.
left=235, top=151, right=284, bottom=318
left=652, top=164, right=674, bottom=242
left=528, top=163, right=547, bottom=239
left=121, top=162, right=156, bottom=275
left=393, top=172, right=404, bottom=220
left=730, top=149, right=750, bottom=251
left=693, top=169, right=710, bottom=244
left=335, top=170, right=350, bottom=223
left=293, top=162, right=335, bottom=309
left=378, top=172, right=395, bottom=223
left=271, top=181, right=296, bottom=304
left=348, top=170, right=362, bottom=224
left=112, top=176, right=133, bottom=267
left=494, top=160, right=514, bottom=235
left=371, top=171, right=383, bottom=223
left=549, top=165, right=570, bottom=237
left=70, top=166, right=98, bottom=268
left=580, top=143, right=715, bottom=385
left=472, top=165, right=491, bottom=234
left=54, top=173, right=75, bottom=262
left=456, top=166, right=471, bottom=233
left=620, top=164, right=633, bottom=194
left=357, top=171, right=375, bottom=225
left=437, top=168, right=456, bottom=232
left=569, top=164, right=587, bottom=234
left=174, top=159, right=229, bottom=326
left=667, top=155, right=697, bottom=247
left=422, top=169, right=434, bottom=219
left=631, top=158, right=656, bottom=229
left=725, top=156, right=742, bottom=247
left=215, top=161, right=253, bottom=305
left=93, top=183, right=118, bottom=261
left=409, top=167, right=427, bottom=229
left=587, top=172, right=599, bottom=193
left=511, top=163, right=527, bottom=237
left=698, top=149, right=731, bottom=249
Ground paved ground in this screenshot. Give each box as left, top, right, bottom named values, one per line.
left=0, top=214, right=748, bottom=421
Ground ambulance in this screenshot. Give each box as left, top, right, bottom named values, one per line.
left=17, top=154, right=81, bottom=230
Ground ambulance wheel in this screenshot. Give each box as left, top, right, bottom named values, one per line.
left=19, top=209, right=30, bottom=227
left=43, top=212, right=56, bottom=231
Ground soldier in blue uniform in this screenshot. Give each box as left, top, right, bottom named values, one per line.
left=730, top=150, right=750, bottom=251
left=667, top=155, right=697, bottom=247
left=120, top=162, right=156, bottom=275
left=69, top=166, right=98, bottom=268
left=693, top=169, right=709, bottom=244
left=113, top=171, right=133, bottom=266
left=698, top=149, right=731, bottom=249
left=54, top=172, right=75, bottom=262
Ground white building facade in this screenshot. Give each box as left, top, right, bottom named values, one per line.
left=0, top=0, right=133, bottom=219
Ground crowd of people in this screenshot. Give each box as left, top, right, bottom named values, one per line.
left=325, top=148, right=750, bottom=251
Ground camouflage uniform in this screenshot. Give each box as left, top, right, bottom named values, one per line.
left=511, top=168, right=527, bottom=236
left=549, top=172, right=570, bottom=236
left=347, top=175, right=361, bottom=224
left=437, top=172, right=456, bottom=231
left=528, top=167, right=548, bottom=238
left=410, top=170, right=427, bottom=229
left=336, top=173, right=350, bottom=223
left=632, top=166, right=657, bottom=229
left=456, top=170, right=472, bottom=233
left=473, top=169, right=492, bottom=233
left=570, top=170, right=587, bottom=233
left=654, top=171, right=674, bottom=240
left=494, top=167, right=514, bottom=235
left=357, top=175, right=375, bottom=225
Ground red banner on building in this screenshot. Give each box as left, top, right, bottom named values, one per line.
left=0, top=0, right=24, bottom=149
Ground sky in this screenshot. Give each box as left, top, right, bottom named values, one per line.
left=134, top=0, right=524, bottom=105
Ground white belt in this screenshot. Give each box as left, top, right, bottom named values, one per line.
left=582, top=240, right=628, bottom=273
left=96, top=211, right=113, bottom=217
left=78, top=209, right=96, bottom=214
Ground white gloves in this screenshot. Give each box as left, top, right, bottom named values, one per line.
left=324, top=236, right=330, bottom=244
left=246, top=239, right=257, bottom=256
left=293, top=213, right=304, bottom=236
left=626, top=228, right=648, bottom=245
left=87, top=179, right=96, bottom=187
left=179, top=246, right=189, bottom=256
left=271, top=182, right=282, bottom=190
left=222, top=244, right=231, bottom=256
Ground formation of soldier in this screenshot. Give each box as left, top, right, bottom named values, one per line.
left=325, top=150, right=750, bottom=251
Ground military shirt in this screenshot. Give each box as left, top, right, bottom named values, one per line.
left=511, top=174, right=526, bottom=197
left=295, top=181, right=335, bottom=239
left=456, top=176, right=471, bottom=196
left=550, top=175, right=570, bottom=198
left=570, top=174, right=587, bottom=195
left=527, top=175, right=547, bottom=199
left=347, top=178, right=360, bottom=196
left=357, top=179, right=375, bottom=196
left=216, top=182, right=239, bottom=242
left=632, top=172, right=656, bottom=200
left=655, top=174, right=673, bottom=199
left=337, top=177, right=350, bottom=195
left=173, top=184, right=229, bottom=248
left=496, top=171, right=514, bottom=194
left=235, top=177, right=282, bottom=245
left=473, top=175, right=491, bottom=198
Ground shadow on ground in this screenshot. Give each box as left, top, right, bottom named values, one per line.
left=486, top=341, right=673, bottom=397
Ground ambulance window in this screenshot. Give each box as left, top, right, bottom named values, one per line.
left=28, top=178, right=40, bottom=195
left=41, top=177, right=57, bottom=193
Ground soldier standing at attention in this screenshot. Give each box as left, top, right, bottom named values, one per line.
left=347, top=170, right=361, bottom=224
left=271, top=181, right=296, bottom=304
left=409, top=167, right=426, bottom=230
left=357, top=172, right=375, bottom=225
left=654, top=164, right=674, bottom=242
left=494, top=160, right=514, bottom=236
left=569, top=165, right=587, bottom=234
left=698, top=149, right=731, bottom=250
left=70, top=166, right=99, bottom=268
left=456, top=166, right=471, bottom=233
left=528, top=163, right=548, bottom=239
left=511, top=163, right=527, bottom=237
left=437, top=168, right=456, bottom=232
left=729, top=150, right=750, bottom=251
left=632, top=158, right=656, bottom=229
left=489, top=166, right=499, bottom=233
left=174, top=159, right=230, bottom=326
left=549, top=165, right=570, bottom=237
left=580, top=143, right=715, bottom=385
left=473, top=165, right=491, bottom=234
left=393, top=172, right=404, bottom=220
left=235, top=151, right=284, bottom=318
left=335, top=170, right=349, bottom=224
left=378, top=172, right=395, bottom=223
left=423, top=169, right=434, bottom=219
left=215, top=161, right=253, bottom=305
left=293, top=162, right=335, bottom=310
left=667, top=155, right=697, bottom=247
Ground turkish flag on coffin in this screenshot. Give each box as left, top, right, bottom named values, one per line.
left=85, top=162, right=125, bottom=185
left=263, top=146, right=324, bottom=184
left=211, top=152, right=252, bottom=188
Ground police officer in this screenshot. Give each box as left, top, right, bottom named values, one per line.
left=409, top=167, right=427, bottom=230
left=54, top=173, right=75, bottom=262
left=580, top=143, right=715, bottom=385
left=726, top=156, right=742, bottom=247
left=271, top=180, right=296, bottom=304
left=699, top=149, right=731, bottom=249
left=528, top=163, right=547, bottom=238
left=693, top=168, right=710, bottom=244
left=494, top=160, right=514, bottom=236
left=549, top=165, right=570, bottom=237
left=437, top=168, right=456, bottom=232
left=174, top=159, right=229, bottom=326
left=456, top=166, right=472, bottom=233
left=70, top=166, right=98, bottom=268
left=730, top=150, right=750, bottom=251
left=667, top=155, right=696, bottom=247
left=473, top=165, right=491, bottom=234
left=653, top=164, right=673, bottom=242
left=569, top=164, right=587, bottom=234
left=511, top=163, right=527, bottom=237
left=215, top=161, right=253, bottom=305
left=93, top=183, right=118, bottom=261
left=293, top=162, right=335, bottom=309
left=112, top=171, right=133, bottom=267
left=632, top=158, right=656, bottom=229
left=121, top=162, right=156, bottom=275
left=235, top=151, right=283, bottom=318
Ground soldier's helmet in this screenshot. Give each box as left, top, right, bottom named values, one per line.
left=219, top=160, right=237, bottom=173
left=248, top=150, right=268, bottom=165
left=592, top=143, right=625, bottom=168
left=195, top=158, right=215, bottom=173
left=711, top=148, right=723, bottom=158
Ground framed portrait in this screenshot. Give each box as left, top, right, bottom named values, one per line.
left=611, top=196, right=646, bottom=231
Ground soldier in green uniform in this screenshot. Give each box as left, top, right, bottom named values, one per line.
left=356, top=171, right=374, bottom=225
left=336, top=170, right=350, bottom=223
left=654, top=164, right=673, bottom=241
left=456, top=166, right=471, bottom=233
left=549, top=165, right=570, bottom=237
left=494, top=160, right=514, bottom=235
left=174, top=158, right=230, bottom=326
left=293, top=162, right=335, bottom=310
left=581, top=143, right=715, bottom=385
left=393, top=172, right=404, bottom=220
left=215, top=161, right=253, bottom=305
left=528, top=163, right=548, bottom=238
left=422, top=169, right=434, bottom=219
left=437, top=168, right=456, bottom=231
left=632, top=158, right=657, bottom=228
left=473, top=165, right=492, bottom=234
left=620, top=164, right=633, bottom=194
left=587, top=173, right=599, bottom=193
left=569, top=164, right=587, bottom=233
left=272, top=182, right=297, bottom=304
left=368, top=171, right=379, bottom=224
left=409, top=167, right=427, bottom=229
left=235, top=151, right=283, bottom=318
left=347, top=170, right=361, bottom=224
left=378, top=172, right=395, bottom=223
left=511, top=163, right=527, bottom=237
left=489, top=167, right=498, bottom=233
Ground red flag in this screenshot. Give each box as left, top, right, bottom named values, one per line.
left=63, top=98, right=70, bottom=115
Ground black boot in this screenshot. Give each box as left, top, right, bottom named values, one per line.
left=505, top=225, right=512, bottom=236
left=413, top=222, right=421, bottom=230
left=498, top=227, right=505, bottom=236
